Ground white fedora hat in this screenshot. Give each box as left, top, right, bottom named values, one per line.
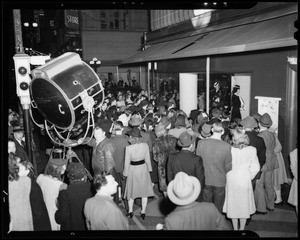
left=167, top=172, right=201, bottom=206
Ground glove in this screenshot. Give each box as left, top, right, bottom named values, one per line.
left=59, top=183, right=68, bottom=191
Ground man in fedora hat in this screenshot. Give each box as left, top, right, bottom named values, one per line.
left=12, top=121, right=30, bottom=163
left=196, top=120, right=232, bottom=213
left=211, top=81, right=224, bottom=110
left=168, top=114, right=195, bottom=139
left=255, top=113, right=279, bottom=213
left=167, top=131, right=205, bottom=202
left=160, top=172, right=230, bottom=230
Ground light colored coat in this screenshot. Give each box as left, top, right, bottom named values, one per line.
left=288, top=148, right=297, bottom=206
left=123, top=143, right=154, bottom=199
left=36, top=174, right=64, bottom=230
left=9, top=176, right=34, bottom=231
left=223, top=146, right=260, bottom=218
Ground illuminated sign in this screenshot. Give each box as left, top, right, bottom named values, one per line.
left=65, top=10, right=79, bottom=29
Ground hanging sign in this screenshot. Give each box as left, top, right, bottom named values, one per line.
left=65, top=10, right=79, bottom=29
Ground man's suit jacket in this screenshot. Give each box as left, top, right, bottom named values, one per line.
left=13, top=137, right=30, bottom=162
left=110, top=134, right=129, bottom=173
left=167, top=150, right=205, bottom=201
left=246, top=131, right=266, bottom=168
left=258, top=130, right=278, bottom=171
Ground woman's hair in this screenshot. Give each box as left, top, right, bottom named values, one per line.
left=231, top=127, right=250, bottom=149
left=212, top=121, right=224, bottom=133
left=8, top=153, right=19, bottom=181
left=128, top=135, right=142, bottom=145
left=8, top=153, right=34, bottom=181
left=93, top=171, right=110, bottom=191
left=44, top=161, right=65, bottom=180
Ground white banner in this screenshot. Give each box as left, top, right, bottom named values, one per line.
left=255, top=96, right=281, bottom=133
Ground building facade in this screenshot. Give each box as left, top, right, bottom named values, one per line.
left=120, top=2, right=298, bottom=177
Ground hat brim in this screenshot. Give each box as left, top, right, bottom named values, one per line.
left=201, top=131, right=211, bottom=138
left=128, top=119, right=143, bottom=126
left=125, top=130, right=142, bottom=138
left=167, top=176, right=201, bottom=206
left=240, top=121, right=257, bottom=128
left=260, top=121, right=272, bottom=128
left=13, top=128, right=24, bottom=132
left=49, top=158, right=68, bottom=166
left=177, top=134, right=196, bottom=147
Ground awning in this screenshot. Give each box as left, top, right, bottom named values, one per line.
left=121, top=12, right=297, bottom=65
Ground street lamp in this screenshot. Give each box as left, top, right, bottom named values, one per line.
left=89, top=57, right=101, bottom=73
left=23, top=22, right=38, bottom=48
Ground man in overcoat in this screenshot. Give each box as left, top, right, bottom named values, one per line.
left=161, top=172, right=230, bottom=230
left=196, top=121, right=232, bottom=213
left=167, top=131, right=205, bottom=202
left=256, top=113, right=279, bottom=213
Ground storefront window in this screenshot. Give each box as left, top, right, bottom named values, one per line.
left=154, top=72, right=232, bottom=112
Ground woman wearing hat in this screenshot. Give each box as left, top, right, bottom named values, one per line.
left=223, top=127, right=260, bottom=230
left=55, top=162, right=93, bottom=230
left=36, top=158, right=68, bottom=230
left=123, top=127, right=154, bottom=219
left=230, top=85, right=244, bottom=122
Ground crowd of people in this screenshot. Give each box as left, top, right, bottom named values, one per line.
left=7, top=83, right=297, bottom=232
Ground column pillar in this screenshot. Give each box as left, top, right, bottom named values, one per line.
left=179, top=73, right=198, bottom=117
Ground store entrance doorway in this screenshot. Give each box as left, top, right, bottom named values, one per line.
left=231, top=74, right=251, bottom=119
